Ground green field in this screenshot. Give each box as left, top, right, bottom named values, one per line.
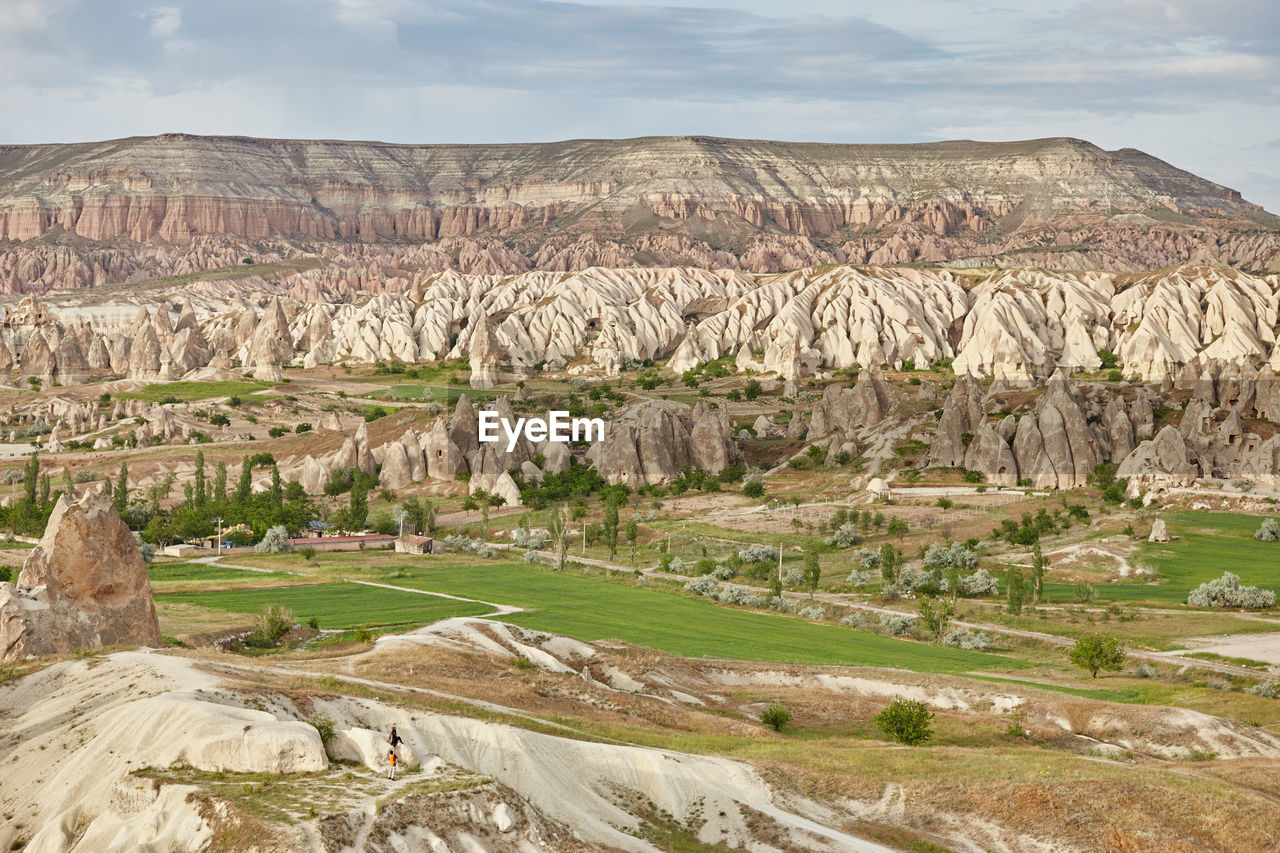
left=156, top=582, right=491, bottom=628
left=150, top=562, right=297, bottom=584
left=1137, top=511, right=1280, bottom=592
left=391, top=561, right=1012, bottom=672
left=362, top=383, right=498, bottom=404
left=118, top=380, right=277, bottom=403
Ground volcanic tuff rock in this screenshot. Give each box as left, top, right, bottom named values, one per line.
left=0, top=133, right=1275, bottom=292
left=1, top=491, right=162, bottom=662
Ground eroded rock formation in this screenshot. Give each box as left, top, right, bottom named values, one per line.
left=1, top=491, right=162, bottom=662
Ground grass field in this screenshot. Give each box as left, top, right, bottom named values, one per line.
left=393, top=561, right=1013, bottom=672
left=1138, top=511, right=1280, bottom=590
left=155, top=581, right=491, bottom=629
left=362, top=383, right=498, bottom=404
left=118, top=380, right=277, bottom=403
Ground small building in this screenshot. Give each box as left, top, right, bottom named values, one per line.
left=162, top=543, right=198, bottom=557
left=286, top=534, right=396, bottom=552
left=395, top=535, right=437, bottom=555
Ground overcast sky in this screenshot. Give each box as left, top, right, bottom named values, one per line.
left=2, top=0, right=1277, bottom=212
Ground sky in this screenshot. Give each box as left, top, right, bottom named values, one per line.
left=1, top=0, right=1277, bottom=212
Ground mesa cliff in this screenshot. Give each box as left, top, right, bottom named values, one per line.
left=0, top=134, right=1276, bottom=294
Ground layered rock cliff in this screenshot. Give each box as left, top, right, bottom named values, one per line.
left=0, top=134, right=1276, bottom=294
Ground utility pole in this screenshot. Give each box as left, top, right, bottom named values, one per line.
left=215, top=517, right=223, bottom=555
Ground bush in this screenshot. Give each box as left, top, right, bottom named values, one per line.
left=880, top=614, right=915, bottom=636
left=942, top=627, right=991, bottom=650
left=255, top=525, right=294, bottom=554
left=1133, top=663, right=1159, bottom=679
left=1254, top=519, right=1280, bottom=542
left=1245, top=681, right=1279, bottom=699
left=798, top=605, right=826, bottom=620
left=840, top=611, right=867, bottom=627
left=957, top=568, right=999, bottom=597
left=442, top=533, right=497, bottom=558
left=712, top=565, right=735, bottom=580
left=298, top=546, right=318, bottom=562
left=769, top=595, right=796, bottom=613
left=847, top=569, right=876, bottom=590
left=1069, top=633, right=1126, bottom=677
left=717, top=584, right=767, bottom=607
left=874, top=698, right=934, bottom=745
left=824, top=522, right=861, bottom=548
left=761, top=704, right=791, bottom=732
left=738, top=544, right=779, bottom=563
left=921, top=542, right=977, bottom=573
left=254, top=603, right=295, bottom=646
left=742, top=481, right=765, bottom=499
left=1187, top=572, right=1276, bottom=609
left=684, top=574, right=720, bottom=597
left=308, top=714, right=335, bottom=744
left=513, top=527, right=549, bottom=549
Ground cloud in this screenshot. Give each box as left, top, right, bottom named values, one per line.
left=0, top=0, right=1274, bottom=212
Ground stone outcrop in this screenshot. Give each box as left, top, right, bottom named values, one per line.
left=809, top=369, right=899, bottom=437
left=586, top=400, right=741, bottom=485
left=1, top=491, right=162, bottom=662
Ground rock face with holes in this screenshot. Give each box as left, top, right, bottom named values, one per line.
left=0, top=491, right=162, bottom=662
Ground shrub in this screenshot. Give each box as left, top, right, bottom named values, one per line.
left=684, top=574, right=720, bottom=597
left=921, top=542, right=977, bottom=573
left=942, top=627, right=991, bottom=650
left=255, top=525, right=294, bottom=553
left=308, top=714, right=335, bottom=744
left=254, top=603, right=294, bottom=646
left=442, top=533, right=497, bottom=558
left=738, top=544, right=779, bottom=563
left=761, top=704, right=791, bottom=732
left=874, top=698, right=934, bottom=745
left=847, top=569, right=876, bottom=590
left=824, top=522, right=861, bottom=548
left=712, top=565, right=735, bottom=580
left=880, top=614, right=915, bottom=636
left=513, top=527, right=549, bottom=549
left=1187, top=573, right=1277, bottom=609
left=1133, top=663, right=1159, bottom=679
left=523, top=549, right=544, bottom=564
left=718, top=584, right=767, bottom=607
left=742, top=481, right=765, bottom=499
left=840, top=612, right=867, bottom=628
left=1069, top=633, right=1126, bottom=677
left=1254, top=519, right=1280, bottom=542
left=762, top=591, right=793, bottom=612
left=957, top=568, right=999, bottom=597
left=798, top=605, right=826, bottom=620
left=307, top=615, right=320, bottom=630
left=1245, top=681, right=1279, bottom=699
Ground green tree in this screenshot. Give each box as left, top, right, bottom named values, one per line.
left=916, top=595, right=955, bottom=643
left=60, top=466, right=74, bottom=500
left=194, top=450, right=207, bottom=507
left=878, top=543, right=899, bottom=585
left=1069, top=633, right=1126, bottom=678
left=549, top=504, right=570, bottom=571
left=874, top=698, right=934, bottom=745
left=761, top=704, right=791, bottom=733
left=1006, top=565, right=1025, bottom=620
left=269, top=465, right=283, bottom=508
left=348, top=480, right=368, bottom=530
left=625, top=517, right=639, bottom=565
left=744, top=378, right=762, bottom=400
left=214, top=460, right=228, bottom=504
left=1030, top=542, right=1048, bottom=604
left=742, top=480, right=765, bottom=499
left=803, top=546, right=822, bottom=598
left=23, top=452, right=40, bottom=507
left=114, top=460, right=129, bottom=515
left=603, top=502, right=620, bottom=560
left=887, top=517, right=909, bottom=543
left=236, top=458, right=254, bottom=504
left=37, top=472, right=50, bottom=505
